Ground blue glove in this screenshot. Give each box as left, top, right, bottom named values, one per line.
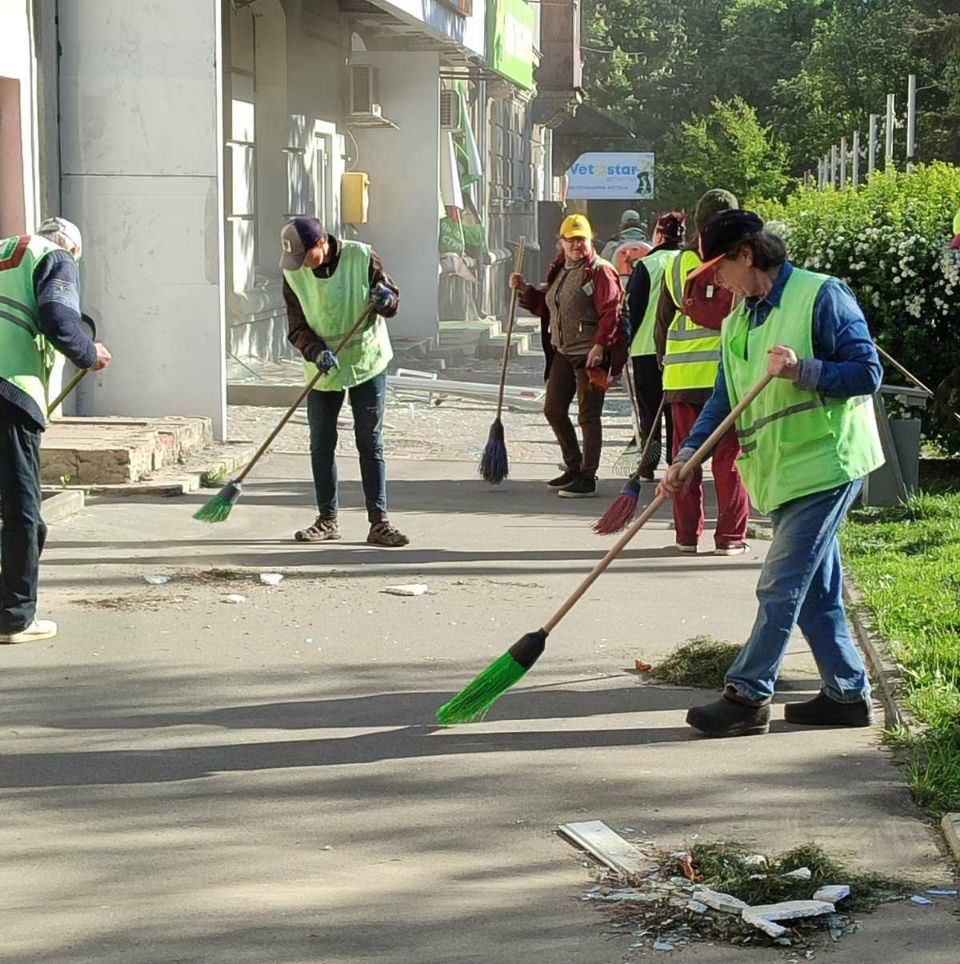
left=314, top=348, right=339, bottom=374
left=370, top=283, right=393, bottom=312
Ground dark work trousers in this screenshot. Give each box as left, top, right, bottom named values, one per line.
left=631, top=354, right=672, bottom=468
left=543, top=352, right=606, bottom=477
left=307, top=372, right=388, bottom=522
left=0, top=398, right=46, bottom=632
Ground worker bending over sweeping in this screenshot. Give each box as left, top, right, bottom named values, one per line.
left=0, top=218, right=111, bottom=643
left=281, top=217, right=408, bottom=547
left=659, top=211, right=884, bottom=738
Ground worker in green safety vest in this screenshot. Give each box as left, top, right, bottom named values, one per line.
left=281, top=217, right=408, bottom=547
left=0, top=217, right=112, bottom=644
left=655, top=189, right=749, bottom=554
left=624, top=210, right=685, bottom=476
left=659, top=210, right=885, bottom=739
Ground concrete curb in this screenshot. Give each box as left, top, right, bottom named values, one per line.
left=40, top=488, right=85, bottom=524
left=842, top=576, right=907, bottom=732
left=941, top=813, right=960, bottom=865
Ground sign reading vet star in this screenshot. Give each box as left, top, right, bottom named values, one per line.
left=566, top=152, right=656, bottom=200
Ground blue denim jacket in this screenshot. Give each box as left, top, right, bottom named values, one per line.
left=678, top=262, right=883, bottom=458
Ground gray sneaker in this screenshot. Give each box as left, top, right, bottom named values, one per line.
left=294, top=515, right=340, bottom=542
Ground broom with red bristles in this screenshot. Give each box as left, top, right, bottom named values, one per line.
left=593, top=396, right=666, bottom=534
left=479, top=238, right=526, bottom=484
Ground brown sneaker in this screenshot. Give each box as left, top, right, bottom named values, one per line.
left=294, top=515, right=340, bottom=542
left=367, top=519, right=409, bottom=547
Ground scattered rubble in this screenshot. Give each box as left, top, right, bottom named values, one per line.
left=259, top=572, right=284, bottom=586
left=574, top=841, right=912, bottom=954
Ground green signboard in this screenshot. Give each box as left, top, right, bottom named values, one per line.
left=487, top=0, right=534, bottom=90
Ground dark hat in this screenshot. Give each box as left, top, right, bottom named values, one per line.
left=694, top=189, right=739, bottom=227
left=279, top=217, right=326, bottom=271
left=688, top=210, right=764, bottom=280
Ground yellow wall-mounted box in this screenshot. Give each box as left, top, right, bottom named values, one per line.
left=341, top=171, right=370, bottom=224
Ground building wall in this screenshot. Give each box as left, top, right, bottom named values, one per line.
left=350, top=50, right=440, bottom=346
left=0, top=0, right=39, bottom=236
left=225, top=0, right=349, bottom=365
left=57, top=0, right=227, bottom=436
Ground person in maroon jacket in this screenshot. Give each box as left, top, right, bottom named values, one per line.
left=509, top=214, right=626, bottom=498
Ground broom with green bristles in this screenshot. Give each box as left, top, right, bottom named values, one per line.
left=194, top=305, right=376, bottom=523
left=436, top=372, right=775, bottom=725
left=612, top=361, right=646, bottom=477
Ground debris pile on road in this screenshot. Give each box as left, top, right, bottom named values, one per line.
left=578, top=839, right=913, bottom=954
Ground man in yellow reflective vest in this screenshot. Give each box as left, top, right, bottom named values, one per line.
left=659, top=211, right=884, bottom=738
left=654, top=189, right=749, bottom=553
left=0, top=218, right=111, bottom=643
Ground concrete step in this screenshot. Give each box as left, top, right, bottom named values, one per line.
left=41, top=416, right=213, bottom=485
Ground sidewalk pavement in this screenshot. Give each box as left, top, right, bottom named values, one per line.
left=0, top=451, right=955, bottom=963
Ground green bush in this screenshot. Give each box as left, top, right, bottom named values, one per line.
left=758, top=163, right=960, bottom=452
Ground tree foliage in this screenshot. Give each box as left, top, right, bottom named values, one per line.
left=581, top=0, right=958, bottom=209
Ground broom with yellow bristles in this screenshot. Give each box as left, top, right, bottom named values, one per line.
left=194, top=305, right=376, bottom=523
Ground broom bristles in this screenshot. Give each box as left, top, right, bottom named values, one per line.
left=593, top=477, right=641, bottom=534
left=436, top=630, right=546, bottom=725
left=612, top=442, right=639, bottom=478
left=193, top=481, right=242, bottom=523
left=479, top=417, right=509, bottom=484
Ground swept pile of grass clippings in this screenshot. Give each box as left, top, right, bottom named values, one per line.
left=650, top=635, right=742, bottom=689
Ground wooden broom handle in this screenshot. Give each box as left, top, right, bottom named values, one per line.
left=543, top=373, right=774, bottom=634
left=635, top=394, right=666, bottom=471
left=875, top=344, right=960, bottom=426
left=495, top=238, right=526, bottom=420
left=623, top=361, right=643, bottom=449
left=235, top=306, right=376, bottom=484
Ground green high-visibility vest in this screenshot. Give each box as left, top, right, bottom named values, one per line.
left=662, top=248, right=721, bottom=390
left=721, top=267, right=885, bottom=514
left=283, top=240, right=393, bottom=391
left=630, top=249, right=676, bottom=358
left=0, top=234, right=61, bottom=422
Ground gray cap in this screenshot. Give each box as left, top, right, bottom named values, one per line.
left=279, top=217, right=325, bottom=271
left=694, top=189, right=739, bottom=228
left=38, top=216, right=83, bottom=260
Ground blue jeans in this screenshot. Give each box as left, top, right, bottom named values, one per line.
left=725, top=480, right=870, bottom=704
left=0, top=399, right=47, bottom=632
left=307, top=373, right=387, bottom=522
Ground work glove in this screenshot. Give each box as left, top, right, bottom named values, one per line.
left=314, top=348, right=339, bottom=374
left=369, top=283, right=394, bottom=312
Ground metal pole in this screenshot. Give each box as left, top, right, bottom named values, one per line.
left=885, top=93, right=895, bottom=169
left=830, top=144, right=837, bottom=186
left=907, top=73, right=917, bottom=166
left=868, top=114, right=878, bottom=175
left=817, top=158, right=824, bottom=190
left=840, top=136, right=847, bottom=188
left=852, top=130, right=860, bottom=188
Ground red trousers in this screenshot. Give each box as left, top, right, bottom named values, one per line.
left=670, top=402, right=749, bottom=548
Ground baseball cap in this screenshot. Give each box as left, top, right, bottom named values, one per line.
left=559, top=214, right=593, bottom=239
left=37, top=217, right=82, bottom=260
left=694, top=189, right=739, bottom=229
left=620, top=209, right=641, bottom=227
left=279, top=217, right=326, bottom=270
left=687, top=210, right=764, bottom=280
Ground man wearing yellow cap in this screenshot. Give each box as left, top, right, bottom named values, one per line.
left=0, top=217, right=111, bottom=643
left=510, top=214, right=625, bottom=497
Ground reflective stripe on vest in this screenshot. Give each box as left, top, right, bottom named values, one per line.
left=0, top=234, right=59, bottom=420
left=283, top=240, right=393, bottom=391
left=629, top=249, right=675, bottom=357
left=721, top=267, right=885, bottom=513
left=662, top=249, right=720, bottom=390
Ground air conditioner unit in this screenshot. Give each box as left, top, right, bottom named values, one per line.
left=439, top=89, right=461, bottom=131
left=349, top=64, right=379, bottom=115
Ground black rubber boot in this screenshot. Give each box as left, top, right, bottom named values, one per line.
left=686, top=694, right=771, bottom=738
left=784, top=691, right=873, bottom=727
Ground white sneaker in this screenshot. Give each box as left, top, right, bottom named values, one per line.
left=0, top=619, right=58, bottom=644
left=675, top=543, right=698, bottom=554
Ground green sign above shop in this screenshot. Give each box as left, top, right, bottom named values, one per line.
left=487, top=0, right=534, bottom=90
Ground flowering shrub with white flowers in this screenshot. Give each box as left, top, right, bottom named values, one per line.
left=758, top=163, right=960, bottom=452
